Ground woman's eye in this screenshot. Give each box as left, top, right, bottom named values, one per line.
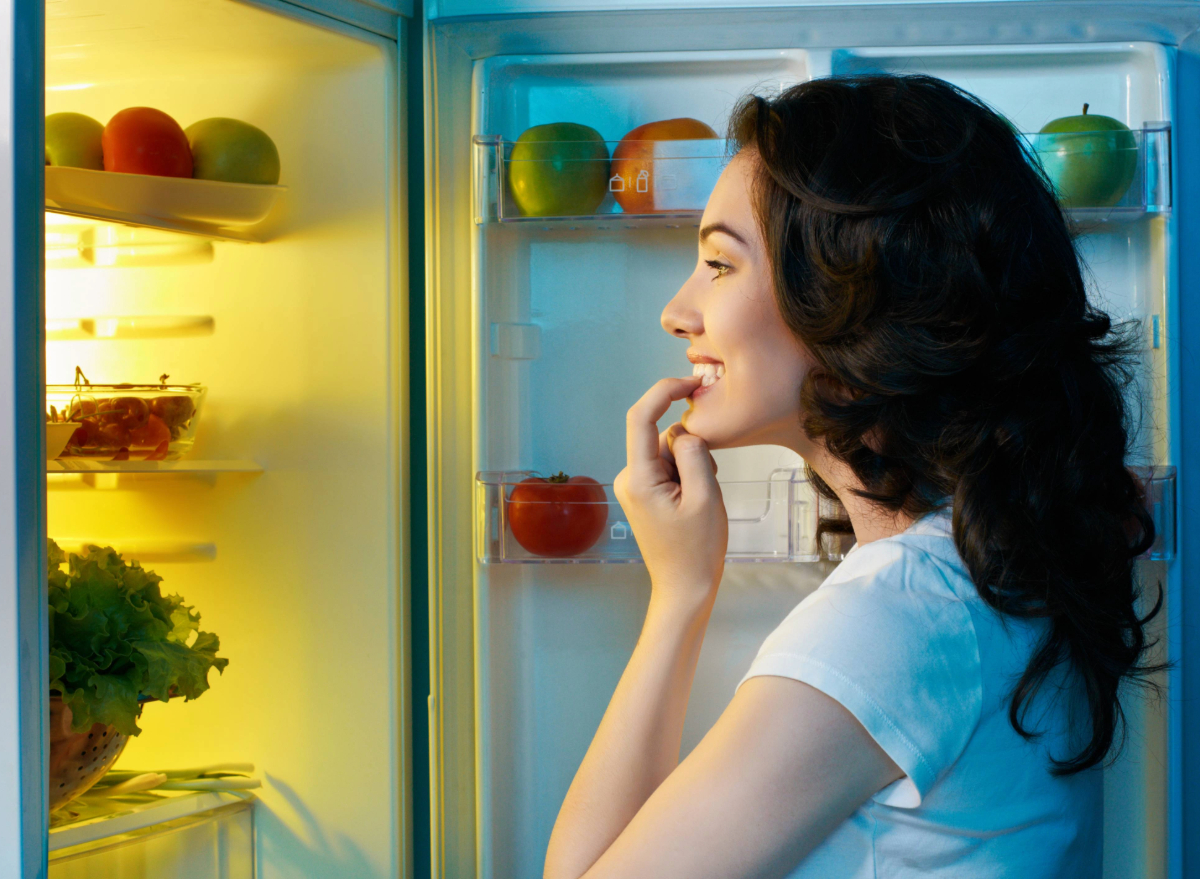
left=705, top=259, right=731, bottom=280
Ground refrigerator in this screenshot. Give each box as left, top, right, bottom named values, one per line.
left=4, top=0, right=413, bottom=877
left=1, top=1, right=1198, bottom=878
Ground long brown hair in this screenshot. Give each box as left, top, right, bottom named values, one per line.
left=730, top=74, right=1162, bottom=774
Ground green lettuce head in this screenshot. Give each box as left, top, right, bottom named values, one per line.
left=48, top=539, right=228, bottom=735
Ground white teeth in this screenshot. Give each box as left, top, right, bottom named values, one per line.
left=691, top=361, right=724, bottom=387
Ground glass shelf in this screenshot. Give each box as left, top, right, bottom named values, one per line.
left=49, top=789, right=252, bottom=872
left=47, top=315, right=215, bottom=340
left=46, top=216, right=216, bottom=267
left=473, top=125, right=1170, bottom=226
left=47, top=459, right=262, bottom=490
left=477, top=465, right=1176, bottom=565
left=50, top=539, right=216, bottom=563
left=477, top=468, right=823, bottom=564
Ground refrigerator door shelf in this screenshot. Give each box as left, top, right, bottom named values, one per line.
left=1132, top=464, right=1176, bottom=562
left=476, top=468, right=823, bottom=563
left=1025, top=124, right=1172, bottom=219
left=478, top=467, right=1176, bottom=564
left=473, top=135, right=727, bottom=225
left=473, top=126, right=1171, bottom=225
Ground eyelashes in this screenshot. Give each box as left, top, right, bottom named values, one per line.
left=705, top=259, right=731, bottom=280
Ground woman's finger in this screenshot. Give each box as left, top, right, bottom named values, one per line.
left=626, top=377, right=703, bottom=471
left=666, top=423, right=717, bottom=477
left=672, top=432, right=722, bottom=502
left=660, top=423, right=687, bottom=464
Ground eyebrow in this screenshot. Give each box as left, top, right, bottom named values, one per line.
left=699, top=222, right=749, bottom=247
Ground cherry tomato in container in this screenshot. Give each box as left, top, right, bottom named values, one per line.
left=98, top=396, right=149, bottom=432
left=506, top=472, right=609, bottom=558
left=128, top=414, right=171, bottom=452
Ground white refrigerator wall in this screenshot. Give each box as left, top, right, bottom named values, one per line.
left=43, top=1, right=406, bottom=876
left=453, top=41, right=1174, bottom=879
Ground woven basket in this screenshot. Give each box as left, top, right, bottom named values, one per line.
left=48, top=696, right=129, bottom=813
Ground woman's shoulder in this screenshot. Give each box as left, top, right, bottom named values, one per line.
left=744, top=508, right=988, bottom=804
left=821, top=508, right=979, bottom=608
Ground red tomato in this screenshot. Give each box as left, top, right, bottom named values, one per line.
left=102, top=108, right=193, bottom=177
left=68, top=397, right=98, bottom=420
left=67, top=419, right=101, bottom=451
left=98, top=396, right=149, bottom=431
left=128, top=413, right=171, bottom=452
left=506, top=473, right=609, bottom=557
left=148, top=394, right=195, bottom=429
left=99, top=421, right=131, bottom=449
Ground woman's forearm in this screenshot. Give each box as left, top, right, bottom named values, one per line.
left=543, top=592, right=716, bottom=879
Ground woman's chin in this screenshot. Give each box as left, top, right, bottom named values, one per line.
left=681, top=405, right=736, bottom=450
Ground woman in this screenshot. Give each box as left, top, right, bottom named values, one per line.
left=542, top=74, right=1162, bottom=879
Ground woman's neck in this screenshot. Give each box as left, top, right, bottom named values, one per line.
left=810, top=453, right=915, bottom=546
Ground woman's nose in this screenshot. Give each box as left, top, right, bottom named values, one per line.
left=661, top=285, right=703, bottom=339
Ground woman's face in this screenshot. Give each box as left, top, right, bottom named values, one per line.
left=661, top=149, right=815, bottom=451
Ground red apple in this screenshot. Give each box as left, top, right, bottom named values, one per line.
left=102, top=108, right=193, bottom=178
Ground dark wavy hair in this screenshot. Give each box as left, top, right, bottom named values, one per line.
left=729, top=74, right=1163, bottom=774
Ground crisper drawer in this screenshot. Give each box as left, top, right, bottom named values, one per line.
left=49, top=791, right=253, bottom=879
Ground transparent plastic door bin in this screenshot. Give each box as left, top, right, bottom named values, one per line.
left=473, top=136, right=729, bottom=224
left=1024, top=124, right=1170, bottom=217
left=476, top=469, right=820, bottom=563
left=473, top=125, right=1170, bottom=224
left=478, top=466, right=1174, bottom=565
left=1132, top=465, right=1176, bottom=561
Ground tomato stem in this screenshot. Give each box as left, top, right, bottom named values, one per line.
left=546, top=471, right=571, bottom=483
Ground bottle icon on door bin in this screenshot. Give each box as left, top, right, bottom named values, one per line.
left=636, top=169, right=649, bottom=193
left=610, top=521, right=630, bottom=540
left=608, top=174, right=626, bottom=192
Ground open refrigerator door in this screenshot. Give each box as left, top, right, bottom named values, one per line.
left=1, top=0, right=410, bottom=876
left=426, top=7, right=1185, bottom=878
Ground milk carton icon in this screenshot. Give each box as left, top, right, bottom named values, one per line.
left=608, top=174, right=626, bottom=192
left=610, top=521, right=630, bottom=540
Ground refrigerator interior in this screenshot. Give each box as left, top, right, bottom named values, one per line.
left=43, top=1, right=406, bottom=876
left=451, top=40, right=1175, bottom=879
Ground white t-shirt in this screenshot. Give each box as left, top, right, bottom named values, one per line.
left=738, top=508, right=1102, bottom=878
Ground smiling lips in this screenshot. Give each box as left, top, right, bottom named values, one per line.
left=691, top=361, right=726, bottom=388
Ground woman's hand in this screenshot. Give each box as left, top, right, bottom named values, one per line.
left=613, top=377, right=728, bottom=608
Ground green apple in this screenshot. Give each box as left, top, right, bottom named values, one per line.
left=184, top=117, right=280, bottom=185
left=45, top=112, right=104, bottom=169
left=1036, top=104, right=1137, bottom=208
left=508, top=122, right=609, bottom=217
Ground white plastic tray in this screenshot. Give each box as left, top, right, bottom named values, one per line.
left=46, top=166, right=284, bottom=235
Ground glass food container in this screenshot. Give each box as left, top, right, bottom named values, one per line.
left=46, top=381, right=207, bottom=461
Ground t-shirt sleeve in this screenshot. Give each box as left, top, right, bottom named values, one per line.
left=737, top=538, right=983, bottom=808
